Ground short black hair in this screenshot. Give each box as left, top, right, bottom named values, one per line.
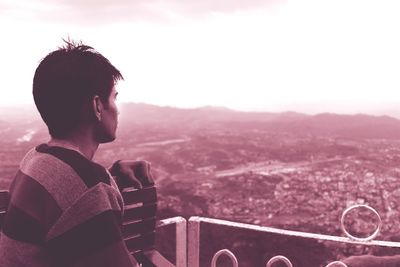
left=33, top=39, right=123, bottom=138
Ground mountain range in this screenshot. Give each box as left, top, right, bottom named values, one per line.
left=2, top=103, right=400, bottom=140
left=117, top=103, right=400, bottom=140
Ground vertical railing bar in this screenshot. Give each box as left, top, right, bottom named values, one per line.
left=175, top=217, right=187, bottom=267
left=156, top=216, right=188, bottom=267
left=188, top=216, right=201, bottom=267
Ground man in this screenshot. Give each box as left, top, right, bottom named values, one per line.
left=0, top=40, right=154, bottom=267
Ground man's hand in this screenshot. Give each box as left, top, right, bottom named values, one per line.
left=109, top=160, right=155, bottom=189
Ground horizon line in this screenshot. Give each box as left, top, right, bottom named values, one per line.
left=1, top=101, right=400, bottom=119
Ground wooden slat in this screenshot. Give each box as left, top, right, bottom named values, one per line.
left=132, top=251, right=157, bottom=267
left=123, top=203, right=157, bottom=221
left=124, top=231, right=156, bottom=252
left=0, top=191, right=9, bottom=210
left=122, top=186, right=157, bottom=206
left=0, top=211, right=6, bottom=229
left=123, top=218, right=156, bottom=237
left=122, top=186, right=158, bottom=260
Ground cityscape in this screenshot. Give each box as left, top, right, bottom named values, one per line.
left=2, top=103, right=400, bottom=265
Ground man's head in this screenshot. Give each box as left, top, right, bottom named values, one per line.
left=33, top=40, right=123, bottom=142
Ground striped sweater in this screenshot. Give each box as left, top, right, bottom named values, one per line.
left=0, top=144, right=138, bottom=267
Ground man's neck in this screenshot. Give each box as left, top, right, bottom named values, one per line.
left=49, top=134, right=99, bottom=160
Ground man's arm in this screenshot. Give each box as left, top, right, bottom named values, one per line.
left=46, top=183, right=139, bottom=267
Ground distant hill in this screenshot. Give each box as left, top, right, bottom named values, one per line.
left=287, top=113, right=400, bottom=139
left=2, top=103, right=400, bottom=140
left=118, top=103, right=400, bottom=140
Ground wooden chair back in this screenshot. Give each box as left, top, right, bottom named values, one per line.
left=0, top=191, right=9, bottom=229
left=121, top=185, right=158, bottom=266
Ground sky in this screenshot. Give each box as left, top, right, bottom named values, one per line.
left=1, top=0, right=400, bottom=116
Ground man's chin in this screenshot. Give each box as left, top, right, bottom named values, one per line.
left=97, top=134, right=116, bottom=144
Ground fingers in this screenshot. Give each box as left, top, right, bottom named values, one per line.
left=133, top=161, right=155, bottom=187
left=126, top=168, right=143, bottom=189
left=118, top=167, right=143, bottom=189
left=145, top=161, right=154, bottom=185
left=110, top=160, right=155, bottom=190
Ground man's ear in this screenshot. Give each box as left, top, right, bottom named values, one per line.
left=92, top=95, right=103, bottom=121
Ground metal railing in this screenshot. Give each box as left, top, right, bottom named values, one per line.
left=156, top=216, right=187, bottom=267
left=186, top=208, right=400, bottom=266
left=150, top=205, right=400, bottom=266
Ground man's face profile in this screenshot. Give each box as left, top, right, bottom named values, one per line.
left=95, top=86, right=119, bottom=143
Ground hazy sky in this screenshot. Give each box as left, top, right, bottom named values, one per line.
left=1, top=0, right=400, bottom=115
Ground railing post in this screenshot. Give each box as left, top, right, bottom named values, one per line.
left=157, top=216, right=188, bottom=267
left=175, top=217, right=187, bottom=267
left=188, top=216, right=201, bottom=267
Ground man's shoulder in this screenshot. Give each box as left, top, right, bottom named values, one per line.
left=20, top=144, right=76, bottom=177
left=15, top=145, right=88, bottom=209
left=23, top=144, right=111, bottom=188
left=15, top=144, right=116, bottom=211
